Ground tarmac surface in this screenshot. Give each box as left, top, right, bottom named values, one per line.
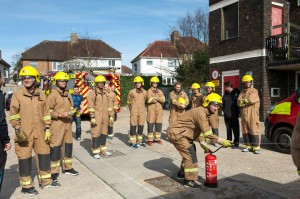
left=1, top=109, right=300, bottom=199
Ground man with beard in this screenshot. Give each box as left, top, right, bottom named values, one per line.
left=169, top=82, right=189, bottom=124
left=9, top=66, right=59, bottom=195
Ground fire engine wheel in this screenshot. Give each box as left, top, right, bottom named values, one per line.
left=272, top=126, right=292, bottom=154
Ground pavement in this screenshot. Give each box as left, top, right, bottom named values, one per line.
left=1, top=109, right=300, bottom=199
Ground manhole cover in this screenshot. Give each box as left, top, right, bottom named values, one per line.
left=145, top=176, right=185, bottom=192
left=101, top=150, right=125, bottom=158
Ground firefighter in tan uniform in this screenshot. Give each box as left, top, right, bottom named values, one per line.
left=203, top=81, right=219, bottom=139
left=106, top=82, right=119, bottom=140
left=48, top=72, right=79, bottom=183
left=237, top=74, right=261, bottom=154
left=9, top=66, right=59, bottom=195
left=169, top=82, right=189, bottom=124
left=189, top=83, right=203, bottom=109
left=127, top=76, right=147, bottom=148
left=167, top=93, right=232, bottom=188
left=87, top=76, right=115, bottom=159
left=146, top=76, right=165, bottom=146
left=292, top=113, right=300, bottom=176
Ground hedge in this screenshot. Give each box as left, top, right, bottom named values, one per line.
left=120, top=75, right=163, bottom=107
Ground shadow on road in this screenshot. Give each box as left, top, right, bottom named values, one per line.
left=80, top=138, right=92, bottom=156
left=114, top=132, right=130, bottom=146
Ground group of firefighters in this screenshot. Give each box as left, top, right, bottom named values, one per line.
left=1, top=64, right=267, bottom=194
left=6, top=65, right=120, bottom=195
left=126, top=74, right=262, bottom=188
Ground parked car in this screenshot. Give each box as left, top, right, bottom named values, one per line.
left=265, top=88, right=300, bottom=153
left=5, top=93, right=13, bottom=111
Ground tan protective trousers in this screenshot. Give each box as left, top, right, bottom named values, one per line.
left=15, top=132, right=52, bottom=188
left=50, top=119, right=73, bottom=175
left=167, top=130, right=198, bottom=181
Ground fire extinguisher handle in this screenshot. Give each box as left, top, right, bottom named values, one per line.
left=211, top=146, right=223, bottom=154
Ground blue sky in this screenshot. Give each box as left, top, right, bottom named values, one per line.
left=0, top=0, right=208, bottom=69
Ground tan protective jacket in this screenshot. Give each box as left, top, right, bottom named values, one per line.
left=167, top=106, right=218, bottom=142
left=47, top=88, right=73, bottom=136
left=87, top=87, right=112, bottom=134
left=127, top=88, right=147, bottom=126
left=107, top=90, right=119, bottom=113
left=190, top=93, right=203, bottom=109
left=9, top=88, right=51, bottom=138
left=237, top=87, right=260, bottom=133
left=146, top=88, right=165, bottom=123
left=292, top=113, right=300, bottom=170
left=169, top=90, right=189, bottom=123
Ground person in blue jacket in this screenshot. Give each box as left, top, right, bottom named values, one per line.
left=71, top=85, right=84, bottom=141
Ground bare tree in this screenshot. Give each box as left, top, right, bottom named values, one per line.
left=175, top=8, right=209, bottom=44
left=64, top=32, right=101, bottom=71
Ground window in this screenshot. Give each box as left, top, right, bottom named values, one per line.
left=52, top=62, right=63, bottom=71
left=29, top=61, right=38, bottom=68
left=168, top=60, right=176, bottom=67
left=109, top=60, right=115, bottom=67
left=222, top=2, right=239, bottom=40
left=134, top=64, right=138, bottom=73
left=147, top=61, right=153, bottom=66
left=271, top=88, right=280, bottom=97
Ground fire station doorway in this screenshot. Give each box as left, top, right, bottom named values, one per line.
left=222, top=70, right=240, bottom=96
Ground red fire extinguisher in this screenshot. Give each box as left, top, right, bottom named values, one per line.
left=204, top=146, right=222, bottom=188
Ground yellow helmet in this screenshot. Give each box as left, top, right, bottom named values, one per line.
left=178, top=97, right=186, bottom=104
left=205, top=81, right=215, bottom=91
left=242, top=74, right=253, bottom=82
left=53, top=71, right=69, bottom=85
left=203, top=93, right=223, bottom=108
left=150, top=76, right=159, bottom=83
left=94, top=75, right=106, bottom=83
left=191, top=83, right=200, bottom=89
left=133, top=76, right=144, bottom=85
left=19, top=65, right=40, bottom=83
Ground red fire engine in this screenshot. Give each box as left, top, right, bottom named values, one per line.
left=42, top=70, right=121, bottom=114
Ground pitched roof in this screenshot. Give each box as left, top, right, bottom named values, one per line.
left=121, top=65, right=132, bottom=74
left=131, top=37, right=206, bottom=63
left=0, top=58, right=11, bottom=68
left=22, top=39, right=121, bottom=61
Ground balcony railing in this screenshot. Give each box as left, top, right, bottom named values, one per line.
left=266, top=31, right=300, bottom=67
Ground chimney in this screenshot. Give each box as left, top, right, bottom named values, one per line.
left=70, top=33, right=78, bottom=45
left=0, top=50, right=2, bottom=59
left=171, top=31, right=180, bottom=45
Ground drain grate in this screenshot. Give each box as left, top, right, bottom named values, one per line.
left=145, top=176, right=185, bottom=192
left=101, top=150, right=126, bottom=158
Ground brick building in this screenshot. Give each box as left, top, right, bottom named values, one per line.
left=209, top=0, right=300, bottom=120
left=22, top=33, right=122, bottom=76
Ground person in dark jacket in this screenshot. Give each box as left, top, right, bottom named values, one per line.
left=0, top=73, right=11, bottom=192
left=222, top=81, right=240, bottom=148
